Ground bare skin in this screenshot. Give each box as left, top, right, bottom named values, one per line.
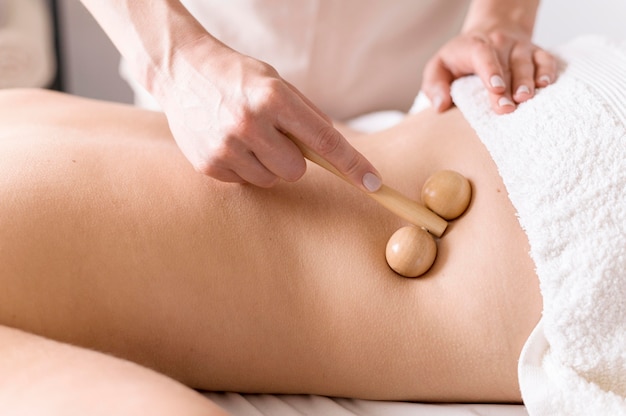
left=0, top=326, right=229, bottom=415
left=0, top=89, right=541, bottom=410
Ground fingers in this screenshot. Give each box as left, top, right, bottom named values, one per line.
left=194, top=90, right=382, bottom=192
left=467, top=36, right=517, bottom=114
left=284, top=80, right=333, bottom=124
left=482, top=42, right=559, bottom=113
left=283, top=79, right=384, bottom=193
left=510, top=46, right=558, bottom=105
left=509, top=44, right=536, bottom=104
left=221, top=120, right=382, bottom=193
left=421, top=57, right=454, bottom=112
left=278, top=102, right=382, bottom=193
left=245, top=128, right=306, bottom=184
left=533, top=48, right=558, bottom=88
left=196, top=134, right=284, bottom=188
left=235, top=78, right=381, bottom=192
left=197, top=120, right=309, bottom=188
left=421, top=34, right=559, bottom=116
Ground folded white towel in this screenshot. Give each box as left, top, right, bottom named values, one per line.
left=451, top=35, right=626, bottom=416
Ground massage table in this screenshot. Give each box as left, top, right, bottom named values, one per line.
left=203, top=392, right=528, bottom=415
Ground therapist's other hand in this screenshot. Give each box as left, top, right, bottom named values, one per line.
left=421, top=27, right=557, bottom=114
left=155, top=38, right=382, bottom=191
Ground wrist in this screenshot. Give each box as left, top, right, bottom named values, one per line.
left=79, top=0, right=214, bottom=98
left=136, top=12, right=209, bottom=97
left=461, top=0, right=538, bottom=36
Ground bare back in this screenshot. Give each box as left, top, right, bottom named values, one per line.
left=0, top=89, right=541, bottom=403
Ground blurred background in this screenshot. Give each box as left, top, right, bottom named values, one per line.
left=3, top=0, right=626, bottom=105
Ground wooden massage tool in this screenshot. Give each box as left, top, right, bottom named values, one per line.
left=386, top=170, right=472, bottom=277
left=291, top=138, right=471, bottom=278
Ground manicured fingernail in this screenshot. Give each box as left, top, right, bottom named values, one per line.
left=515, top=85, right=530, bottom=95
left=498, top=97, right=515, bottom=107
left=432, top=94, right=443, bottom=111
left=539, top=75, right=551, bottom=85
left=362, top=172, right=382, bottom=192
left=490, top=75, right=505, bottom=88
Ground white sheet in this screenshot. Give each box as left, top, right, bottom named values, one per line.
left=203, top=392, right=528, bottom=416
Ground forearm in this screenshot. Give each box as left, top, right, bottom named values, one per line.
left=462, top=0, right=540, bottom=34
left=79, top=0, right=226, bottom=93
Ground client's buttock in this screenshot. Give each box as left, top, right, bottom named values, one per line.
left=0, top=89, right=541, bottom=403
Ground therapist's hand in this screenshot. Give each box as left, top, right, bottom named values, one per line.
left=155, top=37, right=382, bottom=191
left=78, top=0, right=381, bottom=190
left=420, top=0, right=558, bottom=114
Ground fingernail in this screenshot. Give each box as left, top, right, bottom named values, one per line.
left=498, top=97, right=515, bottom=107
left=490, top=75, right=505, bottom=88
left=432, top=94, right=443, bottom=111
left=539, top=75, right=551, bottom=85
left=362, top=172, right=382, bottom=192
left=515, top=85, right=530, bottom=95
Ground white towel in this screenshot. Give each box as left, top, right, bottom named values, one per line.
left=451, top=35, right=626, bottom=416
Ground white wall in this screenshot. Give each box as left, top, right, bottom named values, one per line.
left=57, top=0, right=626, bottom=104
left=534, top=0, right=626, bottom=48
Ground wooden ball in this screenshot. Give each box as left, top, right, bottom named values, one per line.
left=421, top=170, right=472, bottom=220
left=385, top=225, right=437, bottom=277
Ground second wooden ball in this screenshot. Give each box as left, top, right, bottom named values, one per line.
left=421, top=170, right=472, bottom=220
left=385, top=225, right=437, bottom=278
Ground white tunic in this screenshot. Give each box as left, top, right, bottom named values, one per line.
left=129, top=0, right=470, bottom=120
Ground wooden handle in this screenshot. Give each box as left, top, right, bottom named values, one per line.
left=292, top=138, right=448, bottom=237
